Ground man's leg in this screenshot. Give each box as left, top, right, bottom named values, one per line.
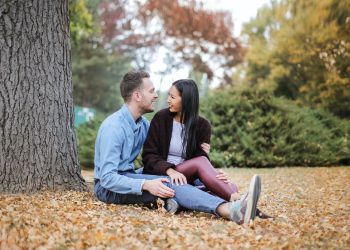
left=122, top=172, right=226, bottom=215
left=166, top=181, right=226, bottom=215
left=96, top=172, right=238, bottom=218
left=95, top=172, right=261, bottom=224
left=94, top=172, right=162, bottom=205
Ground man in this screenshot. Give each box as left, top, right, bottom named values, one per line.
left=94, top=70, right=261, bottom=224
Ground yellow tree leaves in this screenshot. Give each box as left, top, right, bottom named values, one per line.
left=242, top=0, right=350, bottom=118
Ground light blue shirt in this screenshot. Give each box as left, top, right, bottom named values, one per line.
left=94, top=104, right=150, bottom=195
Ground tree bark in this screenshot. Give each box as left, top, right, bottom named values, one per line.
left=0, top=0, right=87, bottom=193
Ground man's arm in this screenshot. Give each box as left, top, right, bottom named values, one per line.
left=98, top=125, right=145, bottom=195
left=98, top=124, right=175, bottom=198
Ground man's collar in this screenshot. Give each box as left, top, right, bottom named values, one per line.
left=121, top=104, right=142, bottom=132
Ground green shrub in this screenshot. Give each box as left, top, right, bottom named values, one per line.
left=201, top=89, right=350, bottom=168
left=76, top=114, right=144, bottom=169
left=76, top=116, right=104, bottom=168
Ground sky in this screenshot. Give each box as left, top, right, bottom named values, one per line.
left=205, top=0, right=271, bottom=36
left=149, top=0, right=272, bottom=91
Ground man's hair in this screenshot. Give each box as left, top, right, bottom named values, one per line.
left=120, top=70, right=150, bottom=102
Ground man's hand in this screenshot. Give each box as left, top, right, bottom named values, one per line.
left=201, top=143, right=210, bottom=155
left=142, top=178, right=175, bottom=198
left=166, top=168, right=187, bottom=185
left=216, top=169, right=231, bottom=184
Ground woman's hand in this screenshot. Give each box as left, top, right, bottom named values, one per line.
left=166, top=168, right=187, bottom=185
left=216, top=169, right=231, bottom=184
left=201, top=143, right=211, bottom=155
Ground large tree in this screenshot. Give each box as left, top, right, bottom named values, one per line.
left=0, top=0, right=87, bottom=192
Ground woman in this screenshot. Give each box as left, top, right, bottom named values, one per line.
left=142, top=79, right=239, bottom=202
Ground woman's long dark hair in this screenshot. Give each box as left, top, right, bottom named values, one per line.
left=172, top=79, right=199, bottom=159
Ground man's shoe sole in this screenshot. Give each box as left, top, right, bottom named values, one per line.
left=244, top=175, right=261, bottom=224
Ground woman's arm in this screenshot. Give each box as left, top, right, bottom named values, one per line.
left=192, top=117, right=212, bottom=159
left=142, top=113, right=175, bottom=175
left=201, top=143, right=211, bottom=155
left=195, top=118, right=231, bottom=184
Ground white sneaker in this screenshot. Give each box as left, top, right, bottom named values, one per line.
left=229, top=175, right=261, bottom=224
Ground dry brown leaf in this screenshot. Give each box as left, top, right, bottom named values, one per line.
left=0, top=167, right=349, bottom=249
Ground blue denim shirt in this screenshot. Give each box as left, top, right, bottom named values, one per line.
left=94, top=104, right=150, bottom=195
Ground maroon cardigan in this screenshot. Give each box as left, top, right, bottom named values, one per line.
left=142, top=108, right=211, bottom=175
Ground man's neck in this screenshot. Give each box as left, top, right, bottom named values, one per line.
left=126, top=103, right=142, bottom=122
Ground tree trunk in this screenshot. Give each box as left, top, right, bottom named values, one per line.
left=0, top=0, right=87, bottom=193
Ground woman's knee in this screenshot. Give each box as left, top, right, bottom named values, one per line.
left=193, top=156, right=210, bottom=165
left=189, top=156, right=214, bottom=173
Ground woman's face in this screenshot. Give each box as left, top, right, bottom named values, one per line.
left=167, top=85, right=182, bottom=113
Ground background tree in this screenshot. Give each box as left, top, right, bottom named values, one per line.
left=69, top=0, right=95, bottom=44
left=72, top=40, right=131, bottom=113
left=241, top=0, right=350, bottom=118
left=0, top=0, right=86, bottom=193
left=97, top=0, right=244, bottom=84
left=70, top=0, right=132, bottom=113
left=139, top=0, right=245, bottom=83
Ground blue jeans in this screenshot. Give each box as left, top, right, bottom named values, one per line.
left=94, top=170, right=225, bottom=215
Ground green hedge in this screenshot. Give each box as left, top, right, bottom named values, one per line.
left=76, top=117, right=104, bottom=168
left=76, top=114, right=143, bottom=169
left=201, top=89, right=350, bottom=168
left=77, top=89, right=350, bottom=168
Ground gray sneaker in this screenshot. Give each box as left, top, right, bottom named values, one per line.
left=165, top=198, right=179, bottom=213
left=229, top=175, right=261, bottom=224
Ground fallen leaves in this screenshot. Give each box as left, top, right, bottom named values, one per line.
left=0, top=167, right=349, bottom=249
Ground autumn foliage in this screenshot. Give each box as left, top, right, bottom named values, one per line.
left=0, top=168, right=349, bottom=249
left=140, top=0, right=244, bottom=79
left=241, top=0, right=350, bottom=117
left=98, top=0, right=244, bottom=82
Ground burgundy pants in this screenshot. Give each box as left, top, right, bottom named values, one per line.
left=175, top=156, right=238, bottom=201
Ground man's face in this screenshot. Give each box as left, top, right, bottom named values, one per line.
left=139, top=78, right=158, bottom=114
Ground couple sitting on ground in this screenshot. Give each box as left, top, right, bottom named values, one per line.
left=94, top=70, right=264, bottom=225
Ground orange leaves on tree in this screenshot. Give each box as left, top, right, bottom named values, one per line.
left=98, top=0, right=245, bottom=83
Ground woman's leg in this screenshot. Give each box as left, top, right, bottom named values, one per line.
left=175, top=156, right=238, bottom=201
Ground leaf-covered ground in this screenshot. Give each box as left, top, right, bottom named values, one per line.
left=0, top=167, right=349, bottom=249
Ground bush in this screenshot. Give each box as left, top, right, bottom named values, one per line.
left=76, top=113, right=143, bottom=169
left=201, top=89, right=350, bottom=168
left=76, top=116, right=104, bottom=168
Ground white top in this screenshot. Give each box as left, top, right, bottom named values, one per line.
left=166, top=120, right=186, bottom=165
